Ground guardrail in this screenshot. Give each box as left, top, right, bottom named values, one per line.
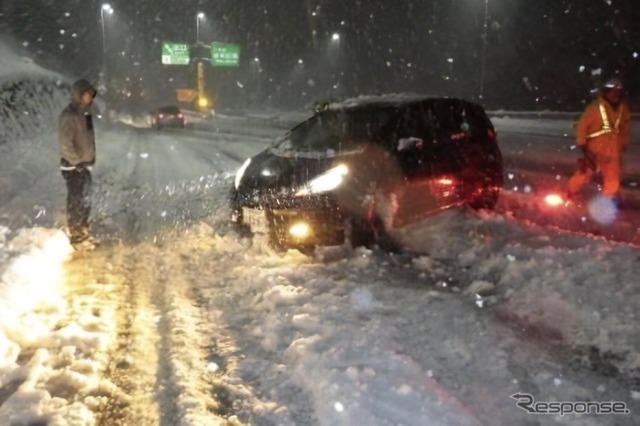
left=488, top=111, right=581, bottom=120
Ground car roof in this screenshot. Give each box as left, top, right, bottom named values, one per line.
left=321, top=93, right=478, bottom=113
left=287, top=94, right=491, bottom=136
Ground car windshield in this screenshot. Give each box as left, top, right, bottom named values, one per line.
left=272, top=107, right=396, bottom=153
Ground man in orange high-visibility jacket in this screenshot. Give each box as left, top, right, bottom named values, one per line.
left=567, top=78, right=631, bottom=200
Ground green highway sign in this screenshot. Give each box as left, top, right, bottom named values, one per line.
left=211, top=42, right=241, bottom=67
left=162, top=42, right=190, bottom=65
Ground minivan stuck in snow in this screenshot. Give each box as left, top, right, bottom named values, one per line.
left=230, top=94, right=504, bottom=252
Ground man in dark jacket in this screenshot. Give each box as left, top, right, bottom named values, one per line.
left=58, top=79, right=98, bottom=245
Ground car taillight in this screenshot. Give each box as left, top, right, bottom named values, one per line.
left=435, top=177, right=454, bottom=186
left=178, top=113, right=184, bottom=118
left=432, top=175, right=458, bottom=198
left=159, top=114, right=164, bottom=118
left=487, top=129, right=497, bottom=139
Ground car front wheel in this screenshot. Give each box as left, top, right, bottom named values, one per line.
left=349, top=216, right=375, bottom=249
left=349, top=215, right=400, bottom=252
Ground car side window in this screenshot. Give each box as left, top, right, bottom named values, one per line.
left=463, top=103, right=494, bottom=137
left=380, top=106, right=432, bottom=151
left=404, top=106, right=433, bottom=140
left=383, top=104, right=466, bottom=175
left=432, top=101, right=492, bottom=141
left=431, top=102, right=462, bottom=134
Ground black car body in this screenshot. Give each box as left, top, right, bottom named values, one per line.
left=231, top=94, right=503, bottom=251
left=150, top=106, right=185, bottom=129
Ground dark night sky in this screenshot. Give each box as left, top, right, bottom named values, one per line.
left=1, top=0, right=639, bottom=111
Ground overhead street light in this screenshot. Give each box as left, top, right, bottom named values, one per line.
left=196, top=12, right=205, bottom=45
left=328, top=32, right=342, bottom=63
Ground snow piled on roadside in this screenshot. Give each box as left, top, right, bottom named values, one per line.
left=1, top=208, right=639, bottom=425
left=396, top=209, right=640, bottom=379
left=178, top=216, right=640, bottom=425
left=0, top=40, right=68, bottom=145
left=0, top=228, right=119, bottom=425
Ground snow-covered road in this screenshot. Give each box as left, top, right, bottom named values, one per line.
left=2, top=101, right=640, bottom=426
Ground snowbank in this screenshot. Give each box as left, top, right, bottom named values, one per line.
left=0, top=40, right=68, bottom=145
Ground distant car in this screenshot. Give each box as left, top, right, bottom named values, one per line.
left=150, top=106, right=185, bottom=129
left=230, top=94, right=503, bottom=252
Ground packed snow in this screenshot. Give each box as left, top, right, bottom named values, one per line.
left=1, top=42, right=639, bottom=425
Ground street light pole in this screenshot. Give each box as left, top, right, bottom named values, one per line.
left=195, top=12, right=207, bottom=113
left=328, top=32, right=341, bottom=66
left=196, top=12, right=205, bottom=45
left=100, top=4, right=113, bottom=82
left=479, top=0, right=489, bottom=100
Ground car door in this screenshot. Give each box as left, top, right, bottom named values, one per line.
left=376, top=104, right=465, bottom=227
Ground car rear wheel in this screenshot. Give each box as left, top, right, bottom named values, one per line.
left=469, top=185, right=501, bottom=210
left=469, top=169, right=503, bottom=210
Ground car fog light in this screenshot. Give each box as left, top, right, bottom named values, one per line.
left=289, top=222, right=311, bottom=239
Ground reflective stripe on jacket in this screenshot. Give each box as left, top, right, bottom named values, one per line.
left=586, top=102, right=622, bottom=139
left=575, top=97, right=631, bottom=160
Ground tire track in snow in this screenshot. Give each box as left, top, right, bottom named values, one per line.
left=96, top=243, right=162, bottom=425
left=165, top=230, right=249, bottom=421
left=171, top=228, right=319, bottom=425
left=149, top=236, right=226, bottom=425
left=90, top=237, right=230, bottom=425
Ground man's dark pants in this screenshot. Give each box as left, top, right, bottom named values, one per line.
left=62, top=168, right=92, bottom=242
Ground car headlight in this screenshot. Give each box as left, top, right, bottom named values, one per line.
left=296, top=164, right=349, bottom=196
left=289, top=222, right=311, bottom=239
left=234, top=158, right=252, bottom=190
